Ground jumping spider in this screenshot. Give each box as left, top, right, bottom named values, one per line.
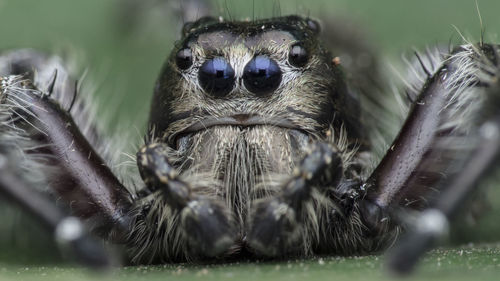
left=1, top=1, right=499, bottom=275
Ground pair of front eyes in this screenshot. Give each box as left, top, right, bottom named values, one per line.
left=175, top=43, right=309, bottom=97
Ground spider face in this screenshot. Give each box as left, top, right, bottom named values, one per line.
left=149, top=16, right=362, bottom=149
left=128, top=16, right=373, bottom=259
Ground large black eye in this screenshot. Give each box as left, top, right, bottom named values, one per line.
left=176, top=48, right=193, bottom=70
left=243, top=55, right=282, bottom=96
left=288, top=44, right=308, bottom=67
left=198, top=57, right=235, bottom=97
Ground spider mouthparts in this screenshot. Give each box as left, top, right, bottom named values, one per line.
left=180, top=115, right=303, bottom=134
left=170, top=114, right=309, bottom=148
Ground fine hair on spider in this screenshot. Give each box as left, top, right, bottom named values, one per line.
left=1, top=0, right=500, bottom=275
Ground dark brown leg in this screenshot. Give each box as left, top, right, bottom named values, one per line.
left=358, top=44, right=500, bottom=273
left=0, top=51, right=133, bottom=241
left=0, top=150, right=113, bottom=268
left=388, top=113, right=500, bottom=274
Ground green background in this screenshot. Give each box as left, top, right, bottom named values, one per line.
left=1, top=0, right=500, bottom=280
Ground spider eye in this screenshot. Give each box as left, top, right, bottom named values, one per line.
left=198, top=57, right=235, bottom=97
left=176, top=48, right=193, bottom=70
left=288, top=44, right=309, bottom=67
left=243, top=55, right=282, bottom=96
left=306, top=19, right=321, bottom=34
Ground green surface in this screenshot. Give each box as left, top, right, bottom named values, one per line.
left=1, top=0, right=500, bottom=279
left=2, top=244, right=500, bottom=281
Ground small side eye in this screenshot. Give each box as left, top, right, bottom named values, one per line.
left=176, top=48, right=193, bottom=70
left=288, top=44, right=308, bottom=67
left=306, top=19, right=321, bottom=34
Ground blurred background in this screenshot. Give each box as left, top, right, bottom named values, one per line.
left=0, top=0, right=499, bottom=265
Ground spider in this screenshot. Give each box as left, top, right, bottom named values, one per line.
left=0, top=0, right=499, bottom=275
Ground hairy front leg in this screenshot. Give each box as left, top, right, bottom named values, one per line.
left=137, top=143, right=236, bottom=257
left=0, top=51, right=135, bottom=265
left=383, top=45, right=500, bottom=274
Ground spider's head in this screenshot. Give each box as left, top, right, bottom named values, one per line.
left=149, top=15, right=361, bottom=148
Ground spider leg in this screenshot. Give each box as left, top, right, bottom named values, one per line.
left=388, top=112, right=500, bottom=274
left=0, top=149, right=112, bottom=268
left=247, top=142, right=342, bottom=256
left=360, top=46, right=492, bottom=231
left=357, top=68, right=452, bottom=236
left=136, top=142, right=236, bottom=257
left=357, top=44, right=500, bottom=272
left=4, top=79, right=131, bottom=235
left=0, top=51, right=134, bottom=242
